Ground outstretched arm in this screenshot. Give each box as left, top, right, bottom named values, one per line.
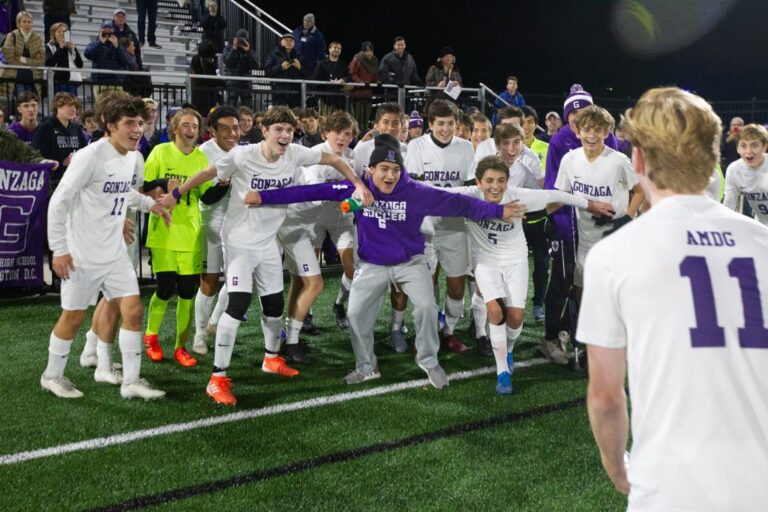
left=317, top=152, right=373, bottom=206
left=416, top=183, right=524, bottom=222
left=246, top=181, right=355, bottom=207
left=158, top=165, right=217, bottom=209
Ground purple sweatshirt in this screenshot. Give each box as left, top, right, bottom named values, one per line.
left=544, top=124, right=621, bottom=241
left=259, top=171, right=504, bottom=266
left=7, top=122, right=38, bottom=145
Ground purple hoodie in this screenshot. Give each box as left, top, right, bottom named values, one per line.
left=544, top=124, right=621, bottom=241
left=259, top=171, right=504, bottom=266
left=7, top=122, right=37, bottom=145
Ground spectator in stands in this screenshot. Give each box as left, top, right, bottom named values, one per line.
left=721, top=116, right=744, bottom=168
left=312, top=41, right=350, bottom=113
left=45, top=22, right=82, bottom=95
left=6, top=90, right=39, bottom=144
left=136, top=0, right=160, bottom=49
left=200, top=0, right=226, bottom=53
left=141, top=97, right=158, bottom=157
left=456, top=111, right=472, bottom=140
left=190, top=39, right=219, bottom=116
left=2, top=11, right=45, bottom=97
left=223, top=28, right=258, bottom=108
left=85, top=21, right=128, bottom=97
left=536, top=111, right=561, bottom=142
left=79, top=108, right=96, bottom=142
left=470, top=113, right=491, bottom=150
left=149, top=105, right=179, bottom=147
left=111, top=8, right=142, bottom=67
left=425, top=46, right=462, bottom=106
left=378, top=36, right=420, bottom=86
left=349, top=41, right=378, bottom=129
left=31, top=91, right=86, bottom=189
left=495, top=75, right=525, bottom=108
left=299, top=108, right=323, bottom=147
left=237, top=105, right=262, bottom=144
left=407, top=110, right=423, bottom=141
left=42, top=0, right=73, bottom=44
left=292, top=13, right=325, bottom=77
left=188, top=0, right=203, bottom=27
left=119, top=37, right=152, bottom=97
left=265, top=32, right=304, bottom=107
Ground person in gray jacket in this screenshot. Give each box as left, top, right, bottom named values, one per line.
left=377, top=36, right=420, bottom=86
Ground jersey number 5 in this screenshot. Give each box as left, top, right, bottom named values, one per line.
left=680, top=256, right=768, bottom=348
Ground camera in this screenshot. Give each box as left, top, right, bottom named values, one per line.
left=237, top=37, right=247, bottom=47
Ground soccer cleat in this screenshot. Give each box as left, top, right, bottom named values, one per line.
left=284, top=343, right=311, bottom=364
left=343, top=365, right=381, bottom=384
left=174, top=347, right=198, bottom=367
left=533, top=305, right=545, bottom=322
left=192, top=333, right=208, bottom=355
left=40, top=374, right=84, bottom=399
left=475, top=336, right=494, bottom=357
left=444, top=334, right=468, bottom=353
left=79, top=351, right=97, bottom=368
left=539, top=338, right=569, bottom=365
left=206, top=375, right=236, bottom=405
left=262, top=356, right=299, bottom=377
left=94, top=365, right=123, bottom=385
left=495, top=371, right=513, bottom=395
left=334, top=303, right=349, bottom=329
left=143, top=334, right=163, bottom=362
left=420, top=363, right=449, bottom=389
left=302, top=313, right=318, bottom=335
left=120, top=378, right=166, bottom=400
left=390, top=329, right=408, bottom=353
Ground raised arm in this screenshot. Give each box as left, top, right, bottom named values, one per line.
left=246, top=181, right=355, bottom=207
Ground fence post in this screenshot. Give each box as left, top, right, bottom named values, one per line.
left=184, top=74, right=193, bottom=104
left=478, top=88, right=485, bottom=116
left=46, top=70, right=55, bottom=104
left=300, top=81, right=307, bottom=108
left=397, top=86, right=406, bottom=111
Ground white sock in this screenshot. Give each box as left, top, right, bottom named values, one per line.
left=433, top=282, right=440, bottom=303
left=467, top=279, right=477, bottom=297
left=443, top=296, right=464, bottom=335
left=335, top=274, right=352, bottom=305
left=209, top=284, right=229, bottom=327
left=213, top=313, right=240, bottom=372
left=96, top=339, right=113, bottom=373
left=507, top=324, right=523, bottom=353
left=118, top=329, right=142, bottom=384
left=45, top=333, right=72, bottom=379
left=286, top=317, right=303, bottom=345
left=83, top=329, right=98, bottom=357
left=261, top=315, right=283, bottom=354
left=471, top=294, right=488, bottom=339
left=391, top=308, right=406, bottom=332
left=195, top=288, right=216, bottom=335
left=489, top=323, right=509, bottom=375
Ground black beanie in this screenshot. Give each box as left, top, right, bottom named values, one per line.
left=368, top=134, right=404, bottom=168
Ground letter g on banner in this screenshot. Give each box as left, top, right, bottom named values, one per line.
left=0, top=195, right=36, bottom=254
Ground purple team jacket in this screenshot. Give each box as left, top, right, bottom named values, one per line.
left=544, top=124, right=621, bottom=241
left=259, top=171, right=504, bottom=266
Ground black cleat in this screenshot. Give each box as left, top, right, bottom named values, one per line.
left=302, top=313, right=318, bottom=335
left=284, top=343, right=311, bottom=364
left=334, top=303, right=349, bottom=329
left=475, top=336, right=494, bottom=357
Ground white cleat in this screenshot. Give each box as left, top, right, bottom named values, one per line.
left=120, top=378, right=166, bottom=401
left=192, top=333, right=209, bottom=355
left=80, top=351, right=97, bottom=368
left=94, top=365, right=124, bottom=385
left=40, top=374, right=84, bottom=399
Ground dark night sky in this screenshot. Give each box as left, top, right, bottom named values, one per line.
left=272, top=0, right=768, bottom=102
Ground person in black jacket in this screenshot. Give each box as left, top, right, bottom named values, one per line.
left=84, top=21, right=129, bottom=96
left=264, top=33, right=305, bottom=107
left=312, top=41, right=350, bottom=112
left=45, top=22, right=83, bottom=95
left=200, top=0, right=225, bottom=53
left=31, top=92, right=87, bottom=190
left=222, top=28, right=258, bottom=108
left=190, top=39, right=219, bottom=116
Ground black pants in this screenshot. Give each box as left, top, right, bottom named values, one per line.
left=544, top=237, right=576, bottom=341
left=523, top=217, right=549, bottom=307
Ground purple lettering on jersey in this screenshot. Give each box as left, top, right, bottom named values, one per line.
left=571, top=181, right=613, bottom=197
left=686, top=230, right=736, bottom=247
left=250, top=176, right=293, bottom=190
left=680, top=256, right=726, bottom=347
left=728, top=258, right=768, bottom=349
left=423, top=170, right=463, bottom=182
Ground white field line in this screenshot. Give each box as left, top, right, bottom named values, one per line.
left=1, top=358, right=548, bottom=466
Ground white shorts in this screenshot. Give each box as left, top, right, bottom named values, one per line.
left=313, top=207, right=355, bottom=250
left=575, top=241, right=595, bottom=288
left=424, top=242, right=438, bottom=275
left=473, top=259, right=528, bottom=309
left=60, top=256, right=139, bottom=311
left=202, top=217, right=225, bottom=274
left=280, top=234, right=321, bottom=277
left=225, top=243, right=284, bottom=296
left=432, top=230, right=469, bottom=278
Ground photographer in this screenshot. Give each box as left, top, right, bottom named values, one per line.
left=264, top=33, right=305, bottom=107
left=222, top=28, right=258, bottom=108
left=84, top=21, right=128, bottom=97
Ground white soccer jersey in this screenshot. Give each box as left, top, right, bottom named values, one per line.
left=473, top=138, right=543, bottom=180
left=555, top=146, right=638, bottom=246
left=353, top=138, right=408, bottom=176
left=199, top=139, right=231, bottom=224
left=217, top=142, right=321, bottom=250
left=577, top=195, right=768, bottom=512
left=310, top=141, right=356, bottom=232
left=724, top=156, right=768, bottom=225
left=47, top=138, right=154, bottom=268
left=406, top=135, right=474, bottom=232
left=453, top=186, right=587, bottom=265
left=508, top=159, right=540, bottom=189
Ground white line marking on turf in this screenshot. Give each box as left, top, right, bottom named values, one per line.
left=1, top=358, right=548, bottom=466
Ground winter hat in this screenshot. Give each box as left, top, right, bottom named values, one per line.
left=438, top=46, right=455, bottom=59
left=369, top=134, right=404, bottom=168
left=408, top=110, right=423, bottom=129
left=361, top=41, right=374, bottom=52
left=236, top=29, right=249, bottom=39
left=563, top=84, right=593, bottom=122
left=303, top=13, right=315, bottom=24
left=280, top=32, right=294, bottom=40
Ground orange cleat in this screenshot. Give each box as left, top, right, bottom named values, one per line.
left=143, top=334, right=164, bottom=361
left=262, top=356, right=299, bottom=377
left=174, top=347, right=198, bottom=367
left=206, top=375, right=236, bottom=405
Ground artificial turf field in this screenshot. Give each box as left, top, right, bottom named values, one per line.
left=0, top=268, right=627, bottom=511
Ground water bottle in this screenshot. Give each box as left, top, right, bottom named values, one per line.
left=340, top=196, right=363, bottom=213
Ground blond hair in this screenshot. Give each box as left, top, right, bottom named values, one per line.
left=169, top=107, right=202, bottom=140
left=736, top=123, right=768, bottom=146
left=574, top=105, right=614, bottom=132
left=622, top=87, right=721, bottom=194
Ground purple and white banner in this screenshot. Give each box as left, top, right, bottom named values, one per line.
left=0, top=160, right=50, bottom=287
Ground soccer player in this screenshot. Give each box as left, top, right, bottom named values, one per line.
left=724, top=123, right=768, bottom=225
left=580, top=86, right=768, bottom=510
left=406, top=100, right=475, bottom=352
left=161, top=106, right=372, bottom=405
left=470, top=113, right=492, bottom=151
left=473, top=106, right=543, bottom=181
left=192, top=105, right=241, bottom=355
left=42, top=96, right=170, bottom=400
left=247, top=134, right=526, bottom=389
left=142, top=108, right=215, bottom=368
